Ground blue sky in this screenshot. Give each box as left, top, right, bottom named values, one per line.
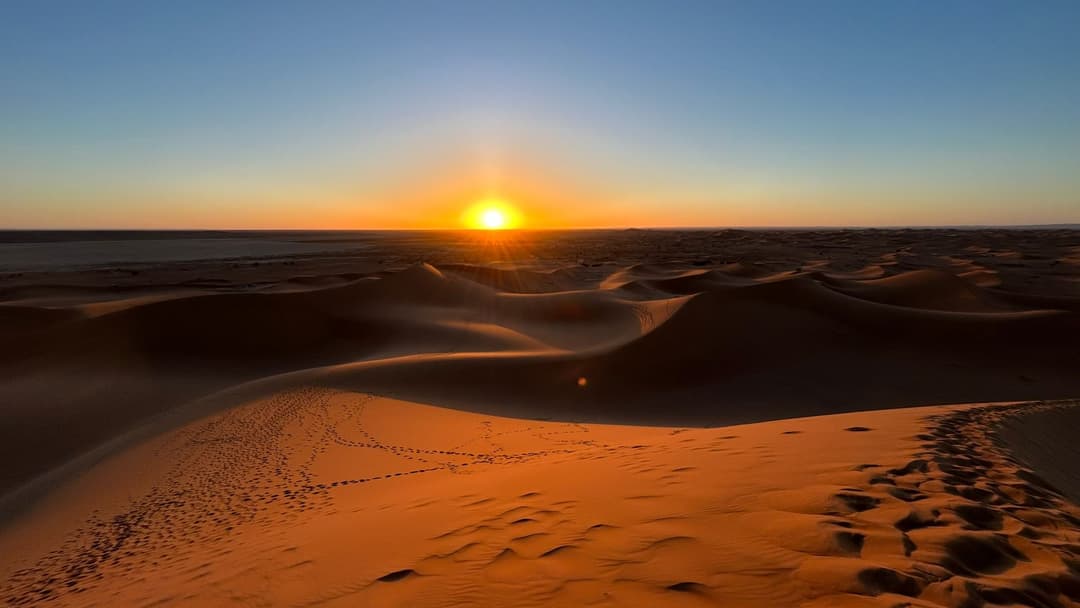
left=2, top=0, right=1079, bottom=227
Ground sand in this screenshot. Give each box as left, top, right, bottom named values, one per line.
left=1, top=229, right=1078, bottom=606
left=2, top=393, right=1078, bottom=606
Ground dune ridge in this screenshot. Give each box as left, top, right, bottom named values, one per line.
left=2, top=259, right=1080, bottom=495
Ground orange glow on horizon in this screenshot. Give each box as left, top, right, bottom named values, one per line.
left=330, top=152, right=632, bottom=230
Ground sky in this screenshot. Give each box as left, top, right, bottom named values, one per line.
left=2, top=0, right=1080, bottom=229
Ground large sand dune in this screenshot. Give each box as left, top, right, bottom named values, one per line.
left=2, top=391, right=1078, bottom=606
left=1, top=229, right=1078, bottom=606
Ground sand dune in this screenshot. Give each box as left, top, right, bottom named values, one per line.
left=437, top=263, right=587, bottom=293
left=302, top=267, right=1080, bottom=426
left=3, top=259, right=1080, bottom=492
left=1, top=390, right=1077, bottom=607
left=824, top=269, right=1018, bottom=312
left=1, top=230, right=1079, bottom=606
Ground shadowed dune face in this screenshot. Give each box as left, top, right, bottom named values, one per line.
left=318, top=266, right=1080, bottom=425
left=2, top=239, right=1080, bottom=495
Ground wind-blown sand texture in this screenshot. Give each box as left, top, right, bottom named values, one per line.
left=2, top=394, right=1079, bottom=606
left=1, top=229, right=1078, bottom=606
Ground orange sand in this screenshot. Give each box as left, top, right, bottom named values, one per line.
left=2, top=230, right=1079, bottom=606
left=2, top=391, right=1078, bottom=606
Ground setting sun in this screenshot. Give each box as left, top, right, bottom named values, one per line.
left=463, top=198, right=522, bottom=230
left=480, top=208, right=506, bottom=229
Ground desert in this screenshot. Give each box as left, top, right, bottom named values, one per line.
left=1, top=229, right=1079, bottom=606
left=5, top=2, right=1080, bottom=605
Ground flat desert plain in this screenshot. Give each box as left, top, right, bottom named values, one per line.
left=1, top=228, right=1079, bottom=607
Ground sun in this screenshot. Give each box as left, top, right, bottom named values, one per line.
left=463, top=198, right=521, bottom=230
left=480, top=208, right=507, bottom=229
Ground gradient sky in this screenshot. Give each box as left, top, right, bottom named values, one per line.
left=3, top=0, right=1080, bottom=229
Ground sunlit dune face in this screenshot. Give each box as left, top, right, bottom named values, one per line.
left=463, top=198, right=522, bottom=230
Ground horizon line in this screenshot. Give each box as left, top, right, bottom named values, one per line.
left=2, top=223, right=1079, bottom=232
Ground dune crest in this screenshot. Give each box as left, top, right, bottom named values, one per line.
left=2, top=260, right=1080, bottom=495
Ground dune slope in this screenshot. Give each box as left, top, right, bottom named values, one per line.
left=1, top=391, right=1077, bottom=607
left=2, top=262, right=1080, bottom=495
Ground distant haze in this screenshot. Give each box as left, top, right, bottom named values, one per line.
left=2, top=1, right=1079, bottom=229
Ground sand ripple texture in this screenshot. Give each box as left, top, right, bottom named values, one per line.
left=1, top=391, right=1078, bottom=607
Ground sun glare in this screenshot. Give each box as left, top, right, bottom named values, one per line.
left=481, top=208, right=506, bottom=229
left=464, top=198, right=521, bottom=230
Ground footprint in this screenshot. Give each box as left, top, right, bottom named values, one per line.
left=857, top=567, right=922, bottom=596
left=895, top=509, right=940, bottom=532
left=832, top=493, right=880, bottom=513
left=666, top=581, right=707, bottom=593
left=886, top=487, right=927, bottom=502
left=942, top=535, right=1025, bottom=575
left=954, top=504, right=1004, bottom=531
left=834, top=531, right=865, bottom=556
left=376, top=569, right=416, bottom=583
